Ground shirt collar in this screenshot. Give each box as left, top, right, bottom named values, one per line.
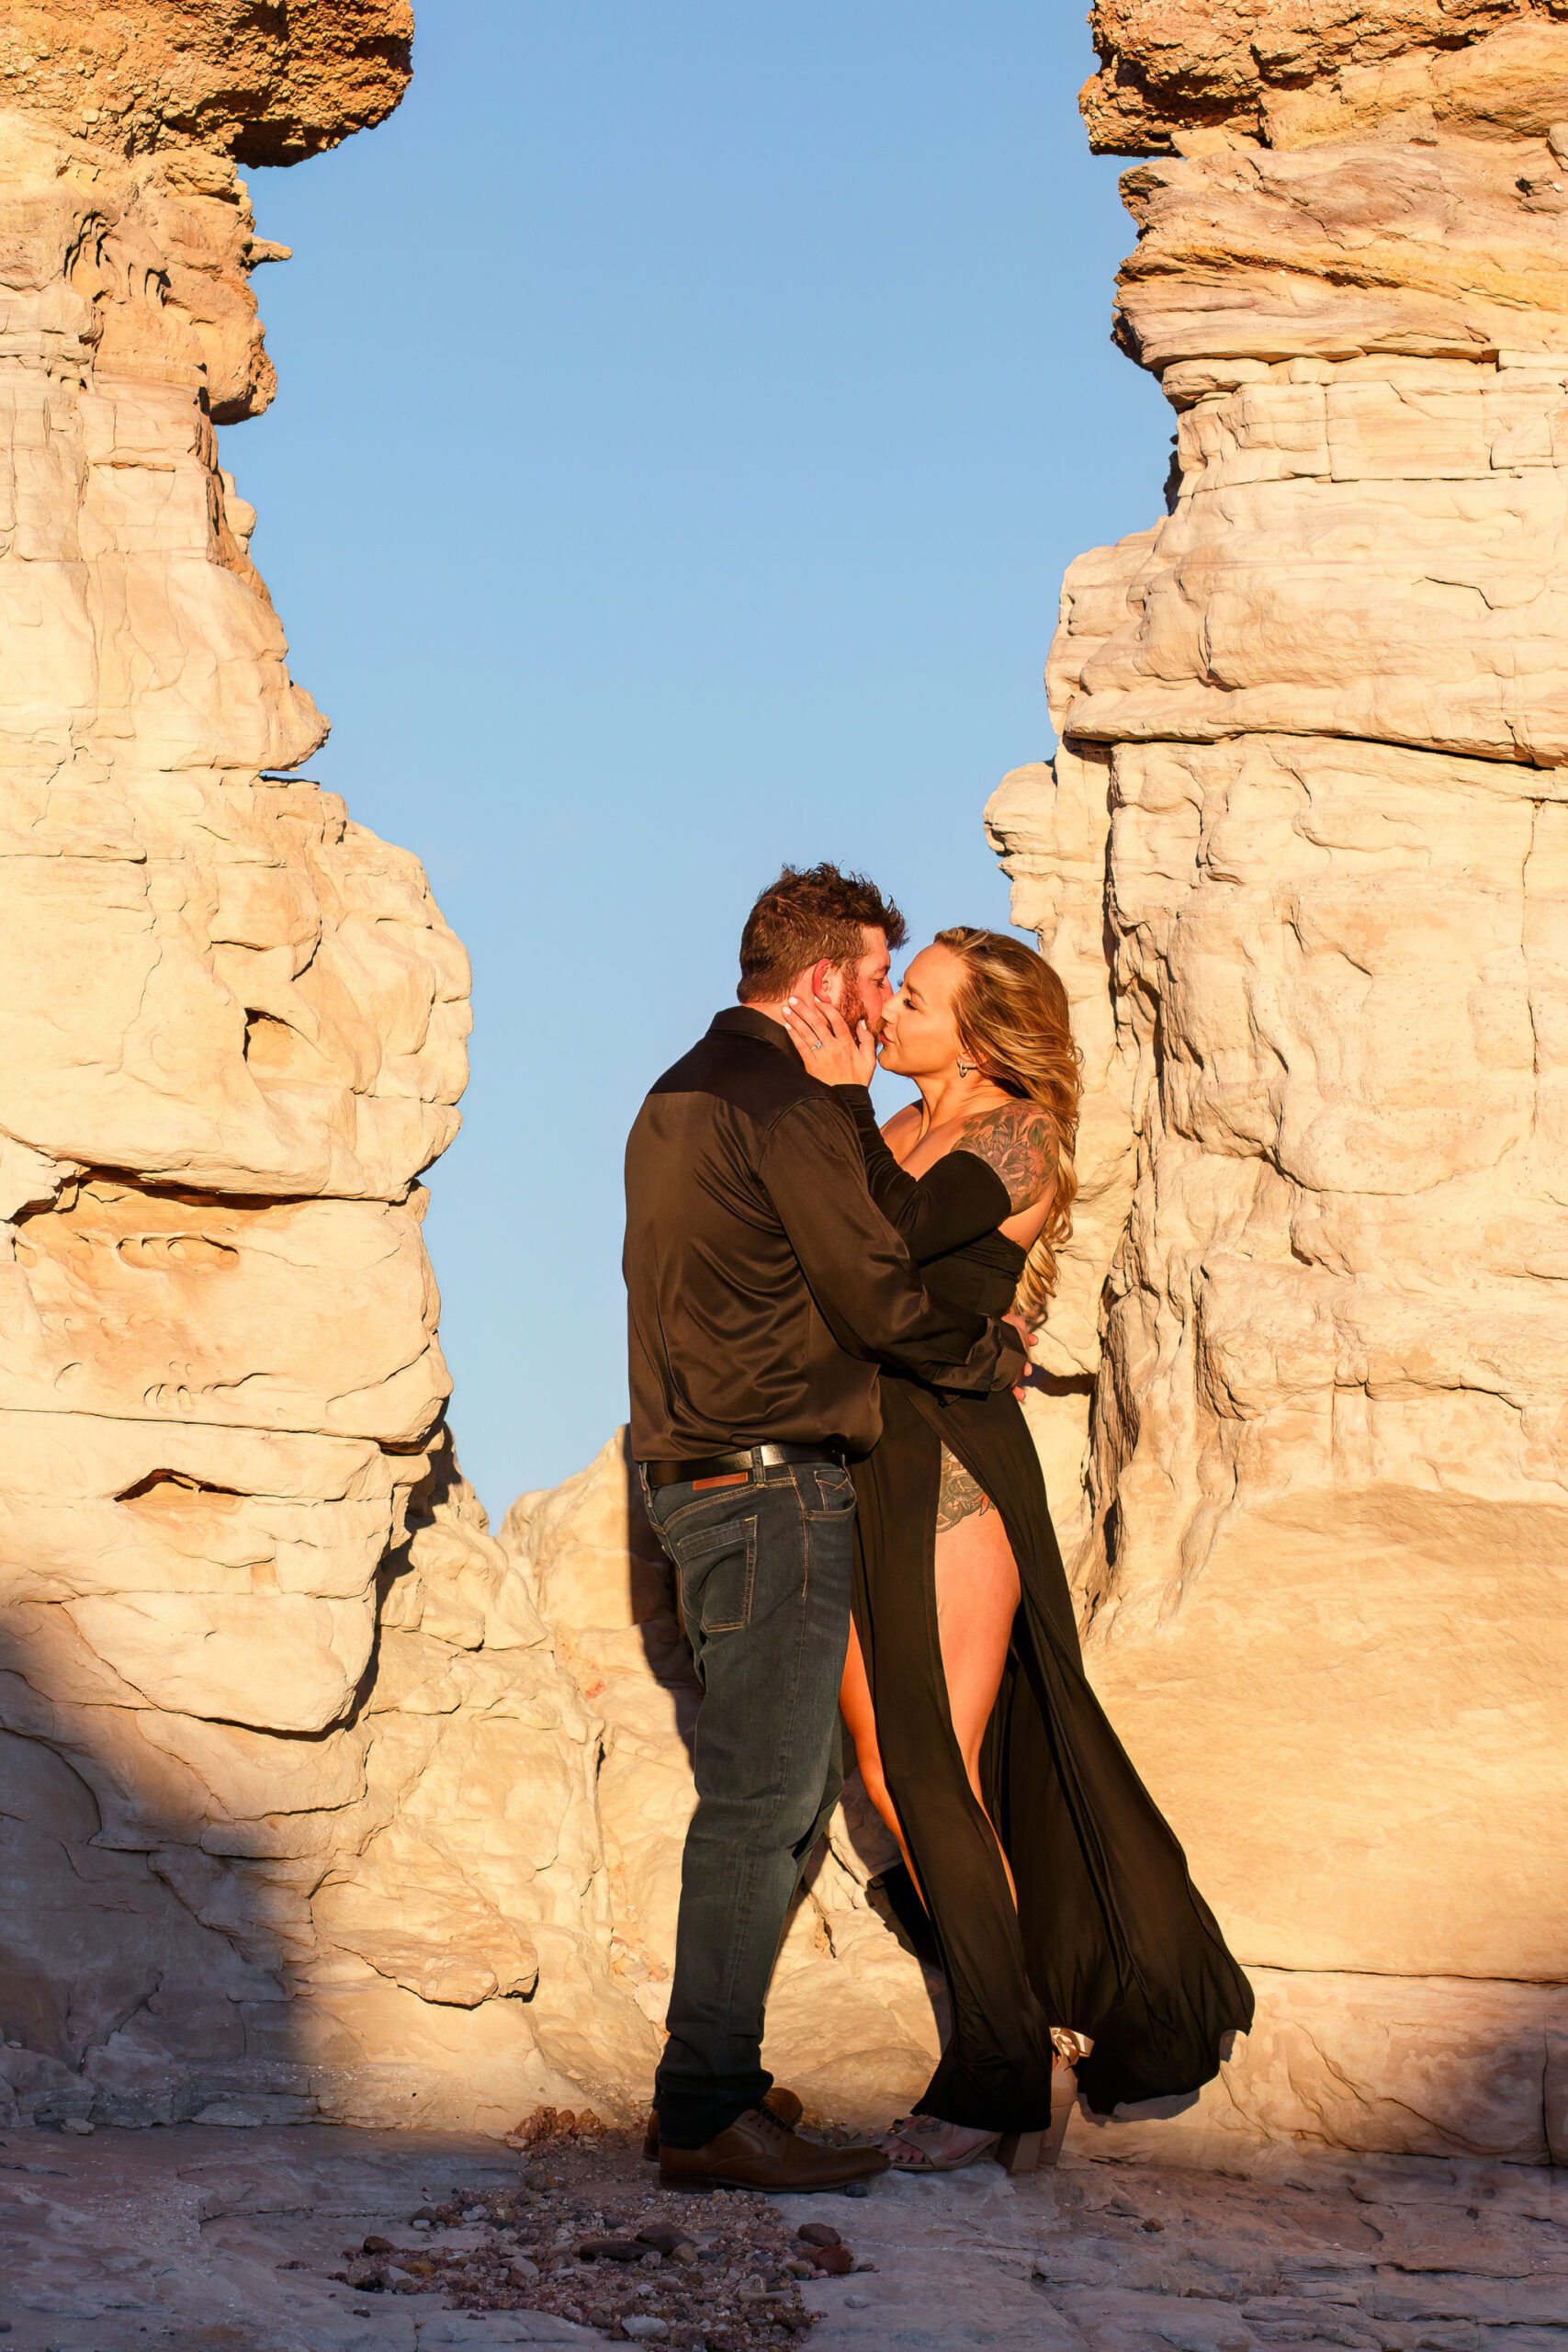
left=708, top=1005, right=794, bottom=1057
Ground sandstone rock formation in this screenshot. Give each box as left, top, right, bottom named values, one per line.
left=0, top=25, right=659, bottom=2137
left=1084, top=0, right=1568, bottom=158
left=0, top=1, right=412, bottom=166
left=981, top=0, right=1568, bottom=2161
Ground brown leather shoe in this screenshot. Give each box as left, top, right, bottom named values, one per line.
left=658, top=2105, right=886, bottom=2192
left=642, top=2083, right=804, bottom=2161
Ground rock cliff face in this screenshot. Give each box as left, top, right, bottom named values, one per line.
left=983, top=0, right=1568, bottom=2159
left=1085, top=0, right=1568, bottom=157
left=0, top=37, right=660, bottom=2134
left=0, top=1, right=412, bottom=166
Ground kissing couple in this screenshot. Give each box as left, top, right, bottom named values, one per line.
left=625, top=863, right=1252, bottom=2189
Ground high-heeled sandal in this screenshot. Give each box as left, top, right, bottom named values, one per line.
left=995, top=2030, right=1090, bottom=2174
left=997, top=2086, right=1070, bottom=2174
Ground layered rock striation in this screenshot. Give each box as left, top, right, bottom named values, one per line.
left=984, top=0, right=1568, bottom=2159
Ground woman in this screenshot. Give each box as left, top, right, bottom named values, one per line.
left=781, top=928, right=1253, bottom=2173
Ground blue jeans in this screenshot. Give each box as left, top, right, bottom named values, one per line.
left=641, top=1454, right=856, bottom=2148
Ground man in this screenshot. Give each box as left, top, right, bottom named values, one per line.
left=625, top=862, right=1027, bottom=2190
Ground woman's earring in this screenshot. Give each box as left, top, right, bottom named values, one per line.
left=956, top=1057, right=976, bottom=1077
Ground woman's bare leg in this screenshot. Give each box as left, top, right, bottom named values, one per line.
left=840, top=1620, right=920, bottom=1891
left=846, top=1619, right=989, bottom=2169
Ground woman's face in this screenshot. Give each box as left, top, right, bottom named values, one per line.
left=878, top=943, right=965, bottom=1078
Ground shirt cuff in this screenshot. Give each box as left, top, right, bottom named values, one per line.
left=829, top=1084, right=878, bottom=1134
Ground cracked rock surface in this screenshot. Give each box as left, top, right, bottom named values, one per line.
left=0, top=2122, right=1562, bottom=2352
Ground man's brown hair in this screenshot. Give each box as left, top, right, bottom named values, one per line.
left=738, top=862, right=907, bottom=1003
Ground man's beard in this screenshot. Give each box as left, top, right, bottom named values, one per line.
left=838, top=972, right=867, bottom=1032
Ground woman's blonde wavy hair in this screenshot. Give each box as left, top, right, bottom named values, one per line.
left=933, top=926, right=1081, bottom=1330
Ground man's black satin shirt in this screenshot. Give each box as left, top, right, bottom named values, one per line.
left=625, top=1007, right=1025, bottom=1463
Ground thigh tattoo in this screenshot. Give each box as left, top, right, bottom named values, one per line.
left=936, top=1444, right=994, bottom=1534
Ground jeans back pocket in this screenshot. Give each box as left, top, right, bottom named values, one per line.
left=674, top=1510, right=759, bottom=1634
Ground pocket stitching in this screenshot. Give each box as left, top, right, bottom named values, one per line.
left=802, top=1468, right=855, bottom=1521
left=675, top=1510, right=754, bottom=1559
left=657, top=1480, right=753, bottom=1538
left=683, top=1514, right=758, bottom=1634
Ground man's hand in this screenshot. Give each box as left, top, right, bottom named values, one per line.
left=781, top=990, right=877, bottom=1087
left=1002, top=1310, right=1035, bottom=1397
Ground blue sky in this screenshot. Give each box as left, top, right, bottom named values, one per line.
left=223, top=0, right=1168, bottom=1517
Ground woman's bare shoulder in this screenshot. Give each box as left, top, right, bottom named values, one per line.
left=880, top=1101, right=924, bottom=1159
left=955, top=1097, right=1054, bottom=1213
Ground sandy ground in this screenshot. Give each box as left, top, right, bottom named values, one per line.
left=1, top=2117, right=1563, bottom=2352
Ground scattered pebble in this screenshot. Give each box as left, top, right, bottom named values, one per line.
left=638, top=2222, right=694, bottom=2256
left=312, top=2108, right=860, bottom=2344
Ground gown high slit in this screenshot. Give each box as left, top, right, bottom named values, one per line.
left=838, top=1088, right=1255, bottom=2131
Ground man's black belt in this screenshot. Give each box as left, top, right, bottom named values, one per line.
left=643, top=1441, right=848, bottom=1491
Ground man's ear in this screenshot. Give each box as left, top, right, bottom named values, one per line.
left=811, top=958, right=842, bottom=1006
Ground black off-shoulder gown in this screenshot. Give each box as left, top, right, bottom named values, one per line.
left=838, top=1088, right=1254, bottom=2131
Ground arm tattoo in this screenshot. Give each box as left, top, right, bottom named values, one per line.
left=935, top=1444, right=994, bottom=1534
left=956, top=1100, right=1054, bottom=1215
